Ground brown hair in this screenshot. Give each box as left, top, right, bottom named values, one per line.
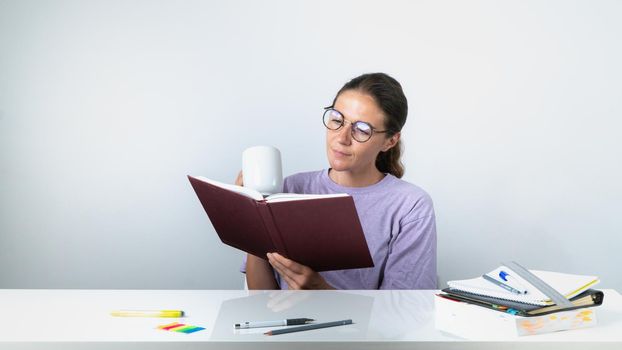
left=332, top=72, right=408, bottom=178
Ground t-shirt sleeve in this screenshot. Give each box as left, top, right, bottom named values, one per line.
left=379, top=211, right=437, bottom=290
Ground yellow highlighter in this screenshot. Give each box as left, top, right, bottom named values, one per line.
left=111, top=310, right=185, bottom=318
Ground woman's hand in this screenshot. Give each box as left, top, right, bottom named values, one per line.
left=235, top=170, right=244, bottom=186
left=267, top=252, right=335, bottom=290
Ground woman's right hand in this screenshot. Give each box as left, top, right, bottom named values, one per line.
left=235, top=170, right=244, bottom=186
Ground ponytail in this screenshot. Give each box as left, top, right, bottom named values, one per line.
left=376, top=139, right=404, bottom=178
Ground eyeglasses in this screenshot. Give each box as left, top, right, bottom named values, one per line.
left=322, top=107, right=390, bottom=143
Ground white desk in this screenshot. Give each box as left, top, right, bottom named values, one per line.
left=1, top=289, right=620, bottom=349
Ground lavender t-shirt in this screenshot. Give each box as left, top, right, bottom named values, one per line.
left=241, top=169, right=437, bottom=289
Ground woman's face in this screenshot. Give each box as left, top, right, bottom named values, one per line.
left=326, top=89, right=399, bottom=175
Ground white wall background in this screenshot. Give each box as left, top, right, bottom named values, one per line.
left=1, top=0, right=620, bottom=290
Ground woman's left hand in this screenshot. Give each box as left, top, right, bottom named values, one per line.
left=267, top=253, right=335, bottom=290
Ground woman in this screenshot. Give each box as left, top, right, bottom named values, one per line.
left=239, top=72, right=437, bottom=290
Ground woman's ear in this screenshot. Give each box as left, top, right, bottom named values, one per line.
left=382, top=132, right=400, bottom=152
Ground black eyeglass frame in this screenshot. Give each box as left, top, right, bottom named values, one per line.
left=322, top=106, right=391, bottom=143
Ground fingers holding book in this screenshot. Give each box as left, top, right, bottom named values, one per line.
left=267, top=252, right=335, bottom=290
left=235, top=170, right=244, bottom=186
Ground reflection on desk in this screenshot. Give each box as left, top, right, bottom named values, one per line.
left=0, top=289, right=620, bottom=349
left=211, top=290, right=373, bottom=339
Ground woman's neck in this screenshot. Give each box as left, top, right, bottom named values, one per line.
left=328, top=167, right=386, bottom=188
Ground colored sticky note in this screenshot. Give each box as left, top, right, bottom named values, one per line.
left=159, top=322, right=186, bottom=330
left=182, top=327, right=205, bottom=333
left=158, top=322, right=205, bottom=334
left=172, top=326, right=195, bottom=333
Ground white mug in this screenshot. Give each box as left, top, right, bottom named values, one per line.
left=242, top=145, right=283, bottom=195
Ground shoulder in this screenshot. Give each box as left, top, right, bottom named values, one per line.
left=382, top=175, right=435, bottom=222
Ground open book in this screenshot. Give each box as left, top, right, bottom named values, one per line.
left=188, top=175, right=374, bottom=272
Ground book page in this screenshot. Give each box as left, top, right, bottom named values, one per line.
left=194, top=176, right=264, bottom=201
left=265, top=193, right=348, bottom=203
left=191, top=176, right=349, bottom=203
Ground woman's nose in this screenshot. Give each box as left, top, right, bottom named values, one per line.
left=336, top=122, right=352, bottom=144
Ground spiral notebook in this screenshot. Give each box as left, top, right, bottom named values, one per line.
left=447, top=266, right=600, bottom=306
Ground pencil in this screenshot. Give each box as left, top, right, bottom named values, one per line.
left=264, top=319, right=353, bottom=336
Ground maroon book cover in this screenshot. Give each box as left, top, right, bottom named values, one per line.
left=188, top=175, right=374, bottom=272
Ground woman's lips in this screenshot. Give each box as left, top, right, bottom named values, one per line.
left=332, top=149, right=350, bottom=158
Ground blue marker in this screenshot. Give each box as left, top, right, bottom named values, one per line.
left=499, top=271, right=528, bottom=294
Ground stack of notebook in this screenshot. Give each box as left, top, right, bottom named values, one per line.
left=435, top=261, right=604, bottom=337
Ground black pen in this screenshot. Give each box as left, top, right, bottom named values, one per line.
left=264, top=319, right=353, bottom=336
left=235, top=318, right=314, bottom=329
